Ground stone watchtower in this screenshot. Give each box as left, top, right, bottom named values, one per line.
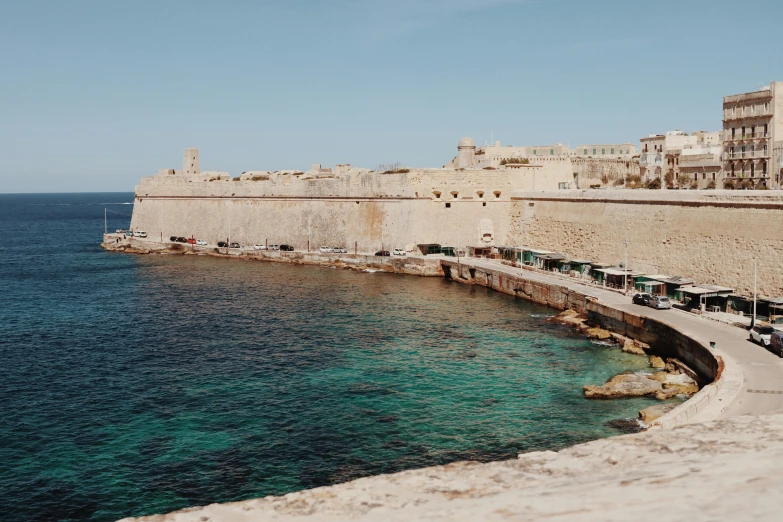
left=457, top=136, right=476, bottom=168
left=183, top=148, right=200, bottom=176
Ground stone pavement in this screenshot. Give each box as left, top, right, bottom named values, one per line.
left=121, top=411, right=783, bottom=522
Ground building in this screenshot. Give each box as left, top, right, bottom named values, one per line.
left=445, top=139, right=638, bottom=187
left=722, top=82, right=783, bottom=188
left=638, top=131, right=719, bottom=188
left=679, top=143, right=722, bottom=189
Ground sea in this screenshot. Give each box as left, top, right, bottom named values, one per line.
left=0, top=193, right=669, bottom=521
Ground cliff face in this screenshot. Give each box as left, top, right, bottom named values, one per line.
left=120, top=411, right=783, bottom=522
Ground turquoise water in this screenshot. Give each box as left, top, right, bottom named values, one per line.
left=0, top=193, right=663, bottom=521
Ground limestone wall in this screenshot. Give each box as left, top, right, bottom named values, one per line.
left=130, top=168, right=783, bottom=296
left=130, top=166, right=572, bottom=254
left=511, top=190, right=783, bottom=296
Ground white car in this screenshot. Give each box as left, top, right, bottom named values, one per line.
left=749, top=325, right=775, bottom=346
left=253, top=244, right=267, bottom=250
left=133, top=231, right=147, bottom=238
left=319, top=246, right=333, bottom=253
left=268, top=244, right=280, bottom=251
left=392, top=248, right=406, bottom=256
left=333, top=247, right=346, bottom=253
left=196, top=239, right=207, bottom=246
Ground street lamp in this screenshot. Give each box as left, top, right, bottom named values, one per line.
left=623, top=238, right=629, bottom=295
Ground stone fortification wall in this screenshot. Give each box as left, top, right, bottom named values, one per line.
left=511, top=190, right=783, bottom=296
left=130, top=166, right=571, bottom=254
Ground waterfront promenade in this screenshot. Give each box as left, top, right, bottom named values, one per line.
left=456, top=256, right=783, bottom=421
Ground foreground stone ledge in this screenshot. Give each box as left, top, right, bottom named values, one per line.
left=120, top=411, right=783, bottom=522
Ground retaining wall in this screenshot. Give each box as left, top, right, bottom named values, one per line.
left=442, top=260, right=725, bottom=429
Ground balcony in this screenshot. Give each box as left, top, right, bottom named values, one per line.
left=723, top=110, right=772, bottom=121
left=725, top=150, right=769, bottom=159
left=724, top=131, right=769, bottom=141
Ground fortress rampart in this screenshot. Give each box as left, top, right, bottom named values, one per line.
left=131, top=160, right=783, bottom=297
left=512, top=190, right=783, bottom=296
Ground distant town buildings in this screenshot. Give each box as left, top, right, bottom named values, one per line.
left=445, top=81, right=783, bottom=190
left=722, top=82, right=783, bottom=188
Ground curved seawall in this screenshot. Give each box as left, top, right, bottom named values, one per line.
left=441, top=259, right=737, bottom=429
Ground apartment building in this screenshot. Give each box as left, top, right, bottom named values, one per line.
left=722, top=82, right=783, bottom=188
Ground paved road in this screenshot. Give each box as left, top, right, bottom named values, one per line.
left=458, top=257, right=783, bottom=419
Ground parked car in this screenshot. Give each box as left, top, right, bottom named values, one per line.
left=632, top=293, right=652, bottom=306
left=768, top=331, right=783, bottom=357
left=253, top=244, right=267, bottom=250
left=648, top=295, right=672, bottom=309
left=280, top=244, right=294, bottom=251
left=125, top=231, right=134, bottom=237
left=333, top=247, right=347, bottom=253
left=268, top=244, right=280, bottom=251
left=229, top=242, right=240, bottom=249
left=392, top=248, right=406, bottom=256
left=319, top=246, right=333, bottom=253
left=174, top=236, right=187, bottom=243
left=217, top=241, right=228, bottom=248
left=187, top=238, right=197, bottom=245
left=169, top=236, right=178, bottom=242
left=749, top=324, right=775, bottom=346
left=134, top=231, right=148, bottom=238
left=375, top=250, right=390, bottom=257
left=196, top=239, right=207, bottom=246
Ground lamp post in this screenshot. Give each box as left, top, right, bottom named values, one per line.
left=623, top=238, right=629, bottom=295
left=753, top=257, right=758, bottom=327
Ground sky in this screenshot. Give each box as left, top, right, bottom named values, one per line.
left=1, top=0, right=782, bottom=193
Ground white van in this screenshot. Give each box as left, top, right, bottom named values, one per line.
left=134, top=231, right=148, bottom=238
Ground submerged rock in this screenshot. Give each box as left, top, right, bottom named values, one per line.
left=584, top=371, right=699, bottom=400
left=586, top=327, right=612, bottom=340
left=623, top=339, right=644, bottom=355
left=584, top=373, right=663, bottom=399
left=639, top=403, right=678, bottom=424
left=649, top=355, right=666, bottom=369
left=547, top=309, right=586, bottom=327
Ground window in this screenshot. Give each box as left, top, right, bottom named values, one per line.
left=593, top=148, right=596, bottom=155
left=712, top=173, right=716, bottom=180
left=445, top=202, right=451, bottom=208
left=611, top=148, right=615, bottom=154
left=493, top=191, right=501, bottom=198
left=558, top=182, right=568, bottom=189
left=533, top=149, right=537, bottom=155
left=550, top=149, right=554, bottom=155
left=452, top=191, right=458, bottom=199
left=601, top=148, right=605, bottom=155
left=584, top=149, right=588, bottom=154
left=482, top=202, right=486, bottom=207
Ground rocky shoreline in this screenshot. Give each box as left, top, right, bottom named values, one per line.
left=548, top=309, right=699, bottom=425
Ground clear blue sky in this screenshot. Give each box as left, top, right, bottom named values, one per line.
left=2, top=0, right=782, bottom=193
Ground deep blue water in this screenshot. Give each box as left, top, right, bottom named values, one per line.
left=0, top=193, right=665, bottom=521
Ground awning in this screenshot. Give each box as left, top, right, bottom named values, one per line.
left=594, top=268, right=645, bottom=277
left=678, top=285, right=733, bottom=298
left=534, top=253, right=567, bottom=261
